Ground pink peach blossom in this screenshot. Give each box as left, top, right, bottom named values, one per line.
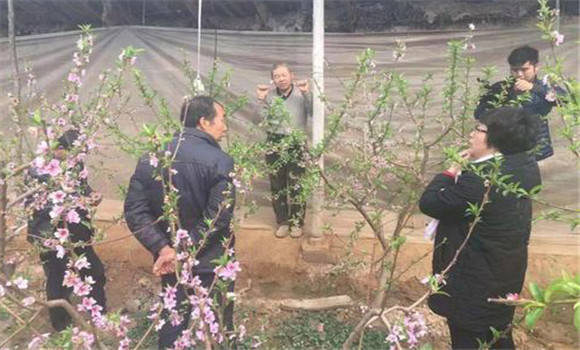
left=42, top=159, right=62, bottom=177
left=54, top=228, right=69, bottom=241
left=12, top=276, right=29, bottom=289
left=506, top=292, right=519, bottom=301
left=66, top=209, right=81, bottom=224
left=49, top=190, right=66, bottom=204
left=22, top=296, right=36, bottom=306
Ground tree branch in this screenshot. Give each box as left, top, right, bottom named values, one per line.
left=0, top=308, right=42, bottom=348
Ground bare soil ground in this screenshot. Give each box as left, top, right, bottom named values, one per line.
left=3, top=200, right=578, bottom=349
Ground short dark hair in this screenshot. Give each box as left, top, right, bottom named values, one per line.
left=271, top=62, right=291, bottom=78
left=508, top=46, right=539, bottom=66
left=180, top=96, right=218, bottom=128
left=57, top=129, right=80, bottom=150
left=479, top=107, right=539, bottom=154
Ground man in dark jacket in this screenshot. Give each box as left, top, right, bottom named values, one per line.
left=474, top=46, right=555, bottom=161
left=420, top=107, right=541, bottom=349
left=124, top=96, right=235, bottom=349
left=27, top=129, right=106, bottom=331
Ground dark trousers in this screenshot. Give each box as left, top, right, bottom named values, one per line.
left=158, top=272, right=234, bottom=349
left=41, top=245, right=107, bottom=331
left=448, top=322, right=515, bottom=350
left=265, top=134, right=306, bottom=226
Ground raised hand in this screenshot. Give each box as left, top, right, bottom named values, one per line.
left=256, top=84, right=270, bottom=100
left=295, top=79, right=310, bottom=94
left=514, top=79, right=533, bottom=93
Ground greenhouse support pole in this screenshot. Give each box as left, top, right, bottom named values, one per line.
left=308, top=0, right=325, bottom=242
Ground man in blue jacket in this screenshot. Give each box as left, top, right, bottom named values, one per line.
left=475, top=46, right=555, bottom=161
left=124, top=96, right=235, bottom=349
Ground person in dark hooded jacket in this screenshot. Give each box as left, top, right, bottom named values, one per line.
left=124, top=96, right=235, bottom=349
left=27, top=129, right=106, bottom=331
left=420, top=107, right=541, bottom=349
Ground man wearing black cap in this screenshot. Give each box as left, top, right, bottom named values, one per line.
left=27, top=129, right=107, bottom=331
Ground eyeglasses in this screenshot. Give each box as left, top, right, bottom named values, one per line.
left=473, top=125, right=488, bottom=133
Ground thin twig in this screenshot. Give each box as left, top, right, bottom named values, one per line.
left=6, top=187, right=41, bottom=210
left=320, top=170, right=388, bottom=251
left=0, top=308, right=42, bottom=348
left=132, top=310, right=160, bottom=350
left=4, top=163, right=30, bottom=180
left=532, top=198, right=579, bottom=213
left=0, top=298, right=31, bottom=327
left=488, top=297, right=577, bottom=306
left=380, top=315, right=403, bottom=350
left=391, top=238, right=447, bottom=283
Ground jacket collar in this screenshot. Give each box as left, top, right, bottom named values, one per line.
left=180, top=127, right=221, bottom=149
left=472, top=153, right=501, bottom=164
left=472, top=152, right=535, bottom=168
left=276, top=85, right=294, bottom=100
left=502, top=151, right=536, bottom=166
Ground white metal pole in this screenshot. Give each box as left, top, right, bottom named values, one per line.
left=193, top=0, right=205, bottom=93
left=313, top=0, right=324, bottom=148
left=309, top=0, right=325, bottom=240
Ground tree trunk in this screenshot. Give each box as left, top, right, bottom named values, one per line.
left=347, top=0, right=358, bottom=32
left=101, top=0, right=113, bottom=26
left=300, top=0, right=312, bottom=31
left=0, top=167, right=7, bottom=270
left=184, top=0, right=199, bottom=27
left=253, top=0, right=269, bottom=29
left=343, top=206, right=414, bottom=349
left=7, top=0, right=24, bottom=163
left=7, top=0, right=20, bottom=99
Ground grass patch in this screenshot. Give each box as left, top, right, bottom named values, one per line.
left=127, top=310, right=158, bottom=349
left=269, top=310, right=386, bottom=349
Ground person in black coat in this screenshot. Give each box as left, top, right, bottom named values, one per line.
left=124, top=96, right=235, bottom=349
left=27, top=129, right=106, bottom=331
left=419, top=107, right=541, bottom=349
